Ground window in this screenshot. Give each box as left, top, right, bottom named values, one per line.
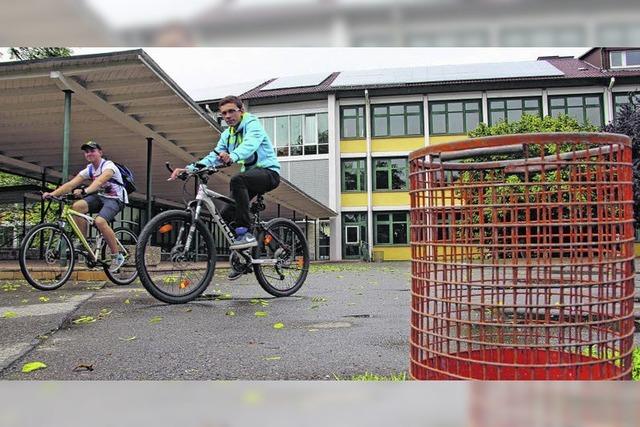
left=372, top=103, right=423, bottom=137
left=341, top=106, right=365, bottom=138
left=375, top=212, right=409, bottom=245
left=488, top=97, right=542, bottom=125
left=341, top=159, right=367, bottom=192
left=373, top=157, right=408, bottom=191
left=344, top=225, right=360, bottom=244
left=548, top=95, right=603, bottom=127
left=614, top=92, right=640, bottom=117
left=609, top=50, right=640, bottom=69
left=429, top=100, right=482, bottom=135
left=259, top=112, right=328, bottom=157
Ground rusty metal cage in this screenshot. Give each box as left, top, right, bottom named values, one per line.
left=409, top=133, right=636, bottom=380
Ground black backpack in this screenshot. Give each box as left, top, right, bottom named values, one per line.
left=89, top=160, right=137, bottom=195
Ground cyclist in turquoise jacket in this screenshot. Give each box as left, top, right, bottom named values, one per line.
left=170, top=95, right=281, bottom=280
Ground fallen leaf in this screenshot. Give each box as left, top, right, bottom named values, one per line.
left=254, top=311, right=268, bottom=317
left=118, top=336, right=137, bottom=341
left=250, top=299, right=260, bottom=305
left=308, top=328, right=319, bottom=332
left=22, top=361, right=47, bottom=373
left=184, top=308, right=192, bottom=313
left=39, top=296, right=49, bottom=302
left=72, top=316, right=96, bottom=324
left=21, top=299, right=29, bottom=304
left=1, top=311, right=17, bottom=319
left=73, top=364, right=94, bottom=372
left=310, top=304, right=319, bottom=309
left=124, top=299, right=131, bottom=304
left=259, top=300, right=269, bottom=307
left=264, top=356, right=281, bottom=361
left=216, top=293, right=232, bottom=300
left=225, top=310, right=236, bottom=316
left=273, top=322, right=284, bottom=329
left=148, top=316, right=163, bottom=324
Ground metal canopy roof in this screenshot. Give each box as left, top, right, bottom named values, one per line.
left=331, top=60, right=565, bottom=87
left=0, top=49, right=335, bottom=220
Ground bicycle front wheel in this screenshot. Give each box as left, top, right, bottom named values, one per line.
left=19, top=223, right=75, bottom=291
left=102, top=227, right=139, bottom=285
left=135, top=210, right=216, bottom=304
left=254, top=218, right=309, bottom=297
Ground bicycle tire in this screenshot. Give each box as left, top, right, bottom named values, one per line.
left=135, top=210, right=216, bottom=304
left=102, top=227, right=139, bottom=286
left=19, top=223, right=75, bottom=291
left=254, top=218, right=309, bottom=297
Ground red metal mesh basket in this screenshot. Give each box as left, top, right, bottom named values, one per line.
left=409, top=133, right=636, bottom=380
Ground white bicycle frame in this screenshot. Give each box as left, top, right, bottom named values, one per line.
left=186, top=182, right=279, bottom=266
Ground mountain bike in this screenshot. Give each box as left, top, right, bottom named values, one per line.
left=135, top=162, right=310, bottom=304
left=18, top=193, right=138, bottom=290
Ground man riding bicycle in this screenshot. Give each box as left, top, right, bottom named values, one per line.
left=42, top=141, right=128, bottom=273
left=169, top=95, right=281, bottom=280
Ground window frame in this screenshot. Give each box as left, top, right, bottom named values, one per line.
left=371, top=103, right=423, bottom=138
left=547, top=94, right=604, bottom=127
left=373, top=157, right=408, bottom=191
left=487, top=97, right=543, bottom=125
left=340, top=105, right=365, bottom=139
left=341, top=158, right=367, bottom=192
left=429, top=99, right=483, bottom=135
left=609, top=50, right=640, bottom=69
left=259, top=112, right=329, bottom=158
left=374, top=211, right=410, bottom=245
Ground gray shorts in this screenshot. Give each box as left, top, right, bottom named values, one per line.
left=83, top=195, right=123, bottom=223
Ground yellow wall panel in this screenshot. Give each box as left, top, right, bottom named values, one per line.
left=341, top=193, right=368, bottom=207
left=372, top=192, right=409, bottom=206
left=429, top=135, right=469, bottom=145
left=372, top=246, right=411, bottom=261
left=372, top=136, right=424, bottom=152
left=340, top=139, right=366, bottom=153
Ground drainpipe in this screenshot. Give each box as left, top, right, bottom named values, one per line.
left=364, top=89, right=373, bottom=261
left=607, top=77, right=616, bottom=123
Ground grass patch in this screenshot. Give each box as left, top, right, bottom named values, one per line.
left=334, top=371, right=409, bottom=381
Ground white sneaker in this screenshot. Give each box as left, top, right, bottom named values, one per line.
left=109, top=253, right=126, bottom=272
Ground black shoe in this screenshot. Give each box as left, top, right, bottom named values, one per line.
left=228, top=268, right=243, bottom=281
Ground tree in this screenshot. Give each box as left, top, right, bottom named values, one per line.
left=602, top=92, right=640, bottom=225
left=9, top=47, right=72, bottom=60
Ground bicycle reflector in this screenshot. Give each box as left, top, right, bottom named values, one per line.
left=179, top=279, right=191, bottom=289
left=159, top=224, right=173, bottom=234
left=264, top=234, right=273, bottom=245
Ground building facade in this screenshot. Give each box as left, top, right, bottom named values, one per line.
left=198, top=47, right=640, bottom=261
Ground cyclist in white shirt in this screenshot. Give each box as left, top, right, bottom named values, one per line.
left=42, top=141, right=128, bottom=272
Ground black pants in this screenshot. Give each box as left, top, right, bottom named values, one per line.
left=226, top=168, right=280, bottom=230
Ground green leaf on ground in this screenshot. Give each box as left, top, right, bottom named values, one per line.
left=22, top=361, right=47, bottom=373
left=264, top=356, right=281, bottom=361
left=124, top=299, right=131, bottom=304
left=311, top=297, right=327, bottom=303
left=250, top=299, right=260, bottom=305
left=39, top=296, right=49, bottom=302
left=118, top=336, right=137, bottom=341
left=225, top=310, right=236, bottom=316
left=97, top=309, right=112, bottom=319
left=216, top=293, right=232, bottom=300
left=21, top=299, right=29, bottom=304
left=273, top=322, right=284, bottom=329
left=254, top=311, right=268, bottom=317
left=1, top=311, right=17, bottom=319
left=72, top=316, right=96, bottom=324
left=148, top=316, right=163, bottom=324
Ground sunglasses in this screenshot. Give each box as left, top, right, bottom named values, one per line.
left=219, top=108, right=240, bottom=116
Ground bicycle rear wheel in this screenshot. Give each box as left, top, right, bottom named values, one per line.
left=254, top=218, right=309, bottom=297
left=102, top=227, right=139, bottom=285
left=19, top=223, right=75, bottom=291
left=135, top=210, right=216, bottom=304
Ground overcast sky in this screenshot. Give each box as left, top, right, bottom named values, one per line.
left=68, top=47, right=588, bottom=101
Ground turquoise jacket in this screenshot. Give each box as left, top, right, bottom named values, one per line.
left=190, top=113, right=280, bottom=174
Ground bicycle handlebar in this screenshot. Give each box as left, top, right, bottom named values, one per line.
left=166, top=150, right=232, bottom=182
